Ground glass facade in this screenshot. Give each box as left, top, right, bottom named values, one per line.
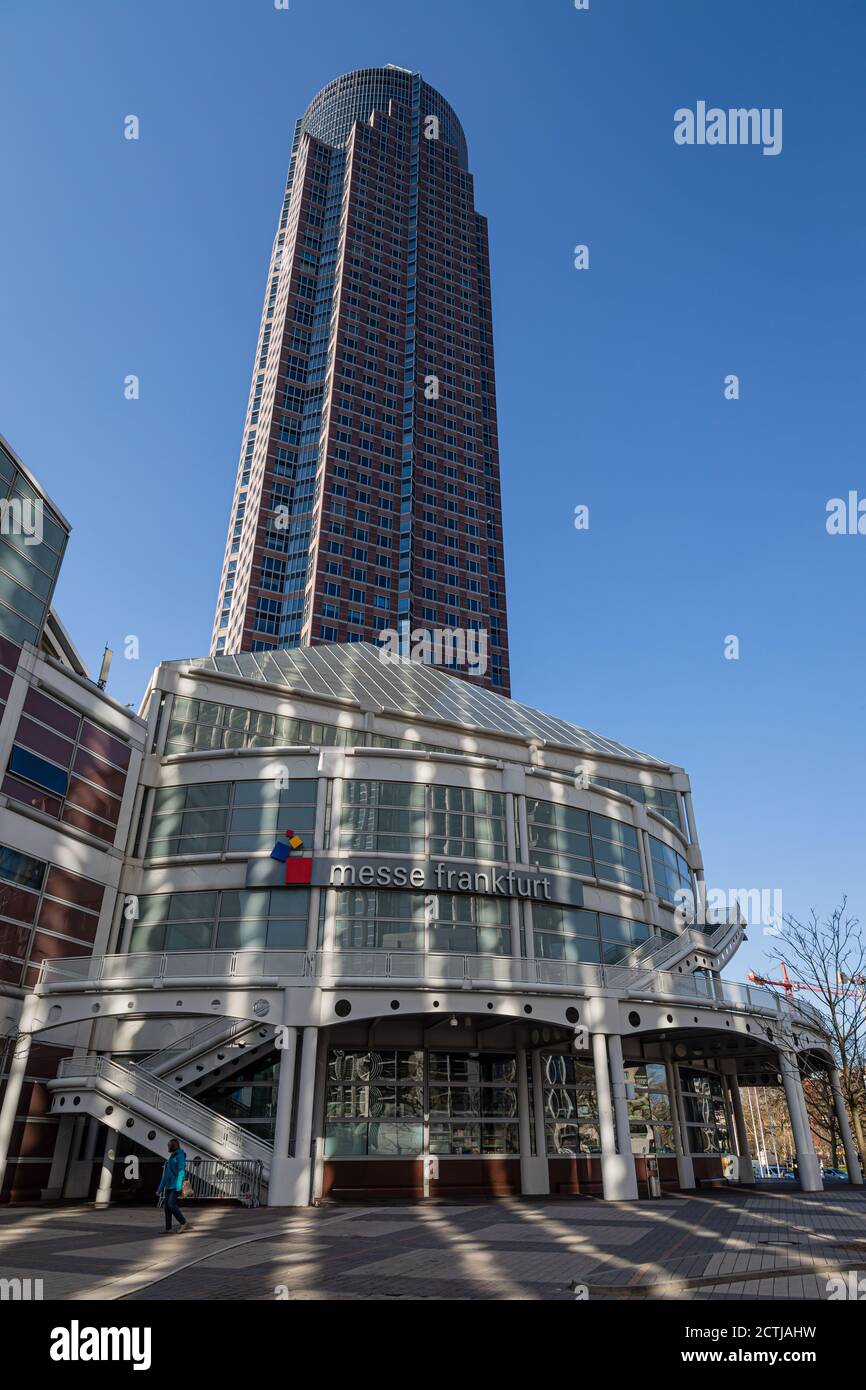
left=592, top=776, right=683, bottom=831
left=679, top=1068, right=732, bottom=1155
left=2, top=686, right=132, bottom=844
left=649, top=835, right=692, bottom=904
left=333, top=889, right=511, bottom=954
left=0, top=841, right=104, bottom=986
left=542, top=1055, right=599, bottom=1155
left=429, top=1052, right=520, bottom=1156
left=129, top=888, right=310, bottom=952
left=625, top=1062, right=675, bottom=1156
left=338, top=780, right=505, bottom=860
left=533, top=904, right=650, bottom=964
left=146, top=778, right=317, bottom=858
left=526, top=798, right=644, bottom=890
left=0, top=442, right=68, bottom=647
left=325, top=1048, right=424, bottom=1156
left=164, top=694, right=446, bottom=757
left=205, top=1053, right=280, bottom=1145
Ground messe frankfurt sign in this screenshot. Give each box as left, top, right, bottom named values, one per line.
left=247, top=842, right=584, bottom=910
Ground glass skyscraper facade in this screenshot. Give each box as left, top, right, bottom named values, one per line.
left=210, top=67, right=510, bottom=693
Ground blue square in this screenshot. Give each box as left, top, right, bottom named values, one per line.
left=270, top=842, right=290, bottom=863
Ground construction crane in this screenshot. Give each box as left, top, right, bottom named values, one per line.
left=748, top=960, right=866, bottom=1000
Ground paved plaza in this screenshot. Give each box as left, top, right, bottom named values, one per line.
left=2, top=1186, right=865, bottom=1301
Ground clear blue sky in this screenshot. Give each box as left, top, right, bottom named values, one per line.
left=1, top=0, right=864, bottom=978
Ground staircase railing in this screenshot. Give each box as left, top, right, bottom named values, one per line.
left=53, top=1055, right=273, bottom=1166
left=139, top=1017, right=260, bottom=1073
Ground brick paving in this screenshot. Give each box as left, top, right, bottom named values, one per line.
left=1, top=1185, right=865, bottom=1301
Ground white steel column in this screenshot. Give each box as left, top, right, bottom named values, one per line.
left=607, top=1034, right=639, bottom=1200
left=516, top=1040, right=533, bottom=1192
left=726, top=1072, right=755, bottom=1184
left=95, top=1135, right=117, bottom=1208
left=267, top=1023, right=298, bottom=1207
left=526, top=1047, right=550, bottom=1194
left=592, top=1032, right=637, bottom=1200
left=664, top=1049, right=694, bottom=1190
left=828, top=1067, right=863, bottom=1186
left=42, top=1116, right=76, bottom=1201
left=0, top=1000, right=36, bottom=1193
left=779, top=1052, right=822, bottom=1192
left=276, top=1025, right=319, bottom=1208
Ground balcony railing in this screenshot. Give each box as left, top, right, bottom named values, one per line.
left=34, top=948, right=828, bottom=1034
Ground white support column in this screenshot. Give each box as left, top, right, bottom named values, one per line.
left=269, top=1026, right=319, bottom=1208
left=310, top=1029, right=330, bottom=1204
left=828, top=1067, right=863, bottom=1186
left=607, top=1033, right=639, bottom=1200
left=505, top=793, right=522, bottom=957
left=292, top=1026, right=319, bottom=1202
left=0, top=1002, right=36, bottom=1194
left=664, top=1049, right=695, bottom=1190
left=42, top=1116, right=77, bottom=1201
left=267, top=1022, right=298, bottom=1207
left=726, top=1073, right=755, bottom=1184
left=592, top=1032, right=638, bottom=1201
left=95, top=1135, right=117, bottom=1208
left=780, top=1052, right=822, bottom=1192
left=516, top=797, right=536, bottom=959
left=519, top=1047, right=550, bottom=1195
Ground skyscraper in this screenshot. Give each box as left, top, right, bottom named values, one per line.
left=210, top=67, right=510, bottom=694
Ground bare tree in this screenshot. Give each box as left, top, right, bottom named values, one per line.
left=771, top=900, right=866, bottom=1166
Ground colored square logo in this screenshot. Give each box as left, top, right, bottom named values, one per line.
left=284, top=858, right=312, bottom=885
left=270, top=842, right=290, bottom=864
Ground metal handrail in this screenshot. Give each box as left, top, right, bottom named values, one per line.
left=139, top=1017, right=259, bottom=1071
left=52, top=1055, right=273, bottom=1164
left=186, top=1158, right=264, bottom=1208
left=35, top=948, right=827, bottom=1034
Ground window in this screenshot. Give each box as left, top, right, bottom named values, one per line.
left=146, top=779, right=316, bottom=859
left=532, top=905, right=649, bottom=964
left=649, top=835, right=692, bottom=904
left=593, top=777, right=683, bottom=831
left=339, top=780, right=425, bottom=854
left=325, top=1049, right=423, bottom=1157
left=3, top=688, right=131, bottom=843
left=526, top=799, right=644, bottom=890
left=542, top=1055, right=599, bottom=1155
left=430, top=786, right=504, bottom=859
left=429, top=1052, right=520, bottom=1156
left=129, top=888, right=310, bottom=953
left=625, top=1063, right=675, bottom=1156
left=679, top=1068, right=731, bottom=1155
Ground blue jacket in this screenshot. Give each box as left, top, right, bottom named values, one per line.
left=157, top=1148, right=186, bottom=1194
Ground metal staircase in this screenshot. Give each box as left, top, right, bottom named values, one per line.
left=46, top=1056, right=272, bottom=1200
left=138, top=1018, right=279, bottom=1091
left=623, top=913, right=745, bottom=979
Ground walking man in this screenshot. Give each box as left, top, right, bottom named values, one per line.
left=157, top=1137, right=189, bottom=1234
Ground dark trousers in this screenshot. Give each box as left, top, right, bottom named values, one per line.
left=163, top=1187, right=186, bottom=1231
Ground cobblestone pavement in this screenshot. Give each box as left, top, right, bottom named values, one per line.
left=2, top=1186, right=865, bottom=1301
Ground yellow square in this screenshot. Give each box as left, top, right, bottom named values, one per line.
left=288, top=835, right=303, bottom=849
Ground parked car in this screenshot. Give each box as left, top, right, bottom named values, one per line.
left=821, top=1167, right=849, bottom=1181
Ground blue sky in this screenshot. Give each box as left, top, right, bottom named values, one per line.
left=1, top=0, right=864, bottom=977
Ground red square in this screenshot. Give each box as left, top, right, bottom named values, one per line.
left=284, top=859, right=312, bottom=885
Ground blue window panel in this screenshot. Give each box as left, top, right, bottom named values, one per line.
left=9, top=745, right=69, bottom=797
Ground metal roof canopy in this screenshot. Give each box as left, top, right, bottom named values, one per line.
left=180, top=643, right=669, bottom=768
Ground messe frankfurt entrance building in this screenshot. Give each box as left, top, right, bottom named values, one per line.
left=2, top=640, right=859, bottom=1206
